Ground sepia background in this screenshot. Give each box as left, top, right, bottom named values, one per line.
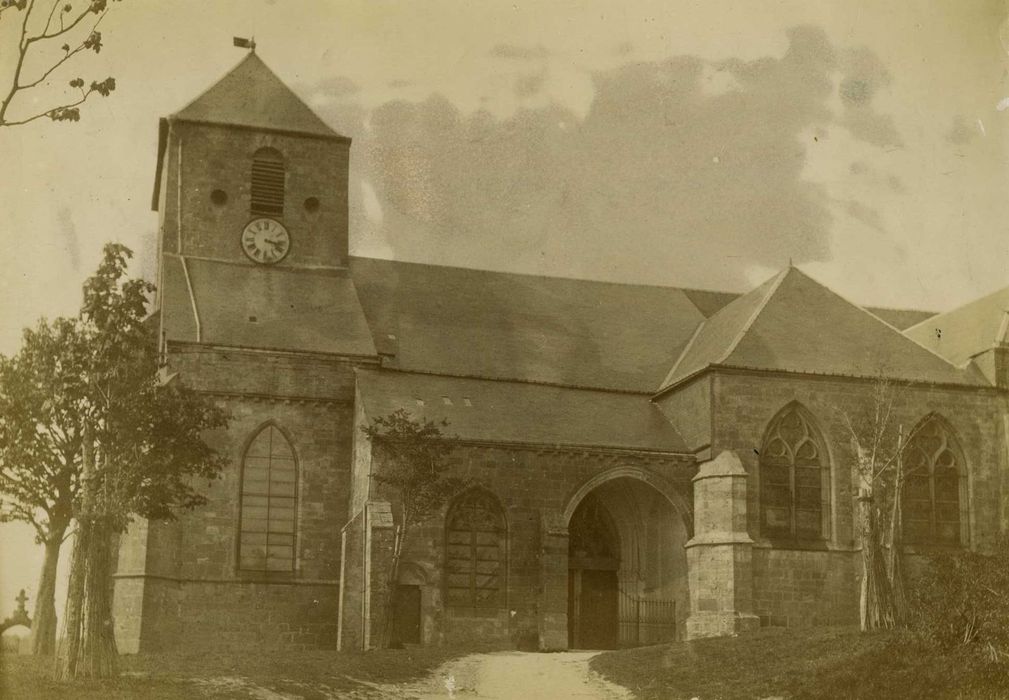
left=1, top=0, right=1008, bottom=623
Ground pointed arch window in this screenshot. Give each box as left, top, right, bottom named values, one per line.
left=902, top=417, right=967, bottom=547
left=760, top=405, right=830, bottom=541
left=239, top=424, right=297, bottom=572
left=250, top=147, right=285, bottom=217
left=445, top=490, right=505, bottom=608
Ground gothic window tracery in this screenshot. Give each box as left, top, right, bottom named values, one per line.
left=444, top=489, right=504, bottom=608
left=760, top=404, right=830, bottom=541
left=238, top=424, right=297, bottom=572
left=250, top=147, right=285, bottom=217
left=902, top=417, right=966, bottom=547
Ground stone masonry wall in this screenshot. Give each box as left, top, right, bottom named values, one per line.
left=167, top=121, right=350, bottom=268
left=113, top=347, right=359, bottom=652
left=751, top=548, right=858, bottom=627
left=368, top=443, right=696, bottom=650
left=709, top=369, right=1004, bottom=628
left=338, top=509, right=365, bottom=651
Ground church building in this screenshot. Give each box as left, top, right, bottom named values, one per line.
left=111, top=53, right=1009, bottom=653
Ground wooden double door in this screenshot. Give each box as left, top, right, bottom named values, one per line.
left=567, top=568, right=619, bottom=649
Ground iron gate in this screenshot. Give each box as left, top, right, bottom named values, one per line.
left=618, top=588, right=676, bottom=646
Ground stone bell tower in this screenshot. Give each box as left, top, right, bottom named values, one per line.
left=112, top=49, right=376, bottom=653
left=152, top=50, right=352, bottom=274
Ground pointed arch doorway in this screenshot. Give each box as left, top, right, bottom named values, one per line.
left=568, top=492, right=620, bottom=649
left=566, top=475, right=689, bottom=649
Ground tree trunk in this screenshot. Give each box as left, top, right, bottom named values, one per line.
left=379, top=523, right=405, bottom=649
left=29, top=533, right=64, bottom=656
left=54, top=425, right=118, bottom=680
left=886, top=429, right=907, bottom=624
left=54, top=516, right=118, bottom=680
left=859, top=491, right=895, bottom=631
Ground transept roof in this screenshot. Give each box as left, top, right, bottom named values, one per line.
left=658, top=266, right=987, bottom=391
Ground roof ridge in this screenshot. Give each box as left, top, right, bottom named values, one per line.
left=787, top=266, right=978, bottom=374
left=996, top=310, right=1009, bottom=345
left=866, top=303, right=935, bottom=315
left=904, top=282, right=1009, bottom=333
left=348, top=255, right=742, bottom=295
left=171, top=52, right=250, bottom=120
left=717, top=267, right=790, bottom=364
left=659, top=319, right=707, bottom=390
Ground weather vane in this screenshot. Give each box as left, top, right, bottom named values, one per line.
left=233, top=36, right=256, bottom=52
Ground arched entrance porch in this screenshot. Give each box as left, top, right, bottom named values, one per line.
left=565, top=475, right=689, bottom=649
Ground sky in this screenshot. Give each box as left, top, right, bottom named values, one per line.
left=1, top=0, right=1009, bottom=620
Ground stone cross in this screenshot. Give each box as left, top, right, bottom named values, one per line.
left=14, top=589, right=27, bottom=614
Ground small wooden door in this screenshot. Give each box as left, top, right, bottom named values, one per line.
left=392, top=584, right=421, bottom=645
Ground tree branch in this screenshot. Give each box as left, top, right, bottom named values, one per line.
left=1, top=85, right=94, bottom=126
left=42, top=0, right=61, bottom=36
left=0, top=0, right=35, bottom=124
left=26, top=2, right=97, bottom=45
left=18, top=43, right=87, bottom=91
left=1, top=1, right=111, bottom=127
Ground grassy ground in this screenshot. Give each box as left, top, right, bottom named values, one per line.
left=0, top=644, right=469, bottom=699
left=590, top=626, right=1009, bottom=700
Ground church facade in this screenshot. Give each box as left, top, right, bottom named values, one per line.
left=111, top=54, right=1009, bottom=653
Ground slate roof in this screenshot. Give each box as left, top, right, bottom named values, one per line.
left=658, top=266, right=986, bottom=391
left=162, top=256, right=375, bottom=356
left=865, top=306, right=935, bottom=331
left=171, top=53, right=343, bottom=139
left=354, top=369, right=687, bottom=452
left=348, top=257, right=707, bottom=393
left=904, top=284, right=1009, bottom=366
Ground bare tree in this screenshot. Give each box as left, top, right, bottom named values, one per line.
left=840, top=378, right=920, bottom=631
left=0, top=0, right=119, bottom=128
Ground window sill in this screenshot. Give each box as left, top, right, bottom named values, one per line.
left=235, top=568, right=300, bottom=582
left=755, top=538, right=830, bottom=552
left=901, top=543, right=965, bottom=555
left=445, top=606, right=503, bottom=618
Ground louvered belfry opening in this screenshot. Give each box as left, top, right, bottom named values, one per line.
left=250, top=147, right=285, bottom=217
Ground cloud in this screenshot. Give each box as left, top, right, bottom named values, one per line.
left=312, top=25, right=901, bottom=292
left=307, top=75, right=360, bottom=100
left=56, top=206, right=81, bottom=272
left=946, top=115, right=976, bottom=145
left=837, top=46, right=900, bottom=147
left=842, top=199, right=885, bottom=234
left=490, top=44, right=550, bottom=61
left=515, top=73, right=545, bottom=98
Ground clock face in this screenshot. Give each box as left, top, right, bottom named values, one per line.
left=241, top=218, right=290, bottom=264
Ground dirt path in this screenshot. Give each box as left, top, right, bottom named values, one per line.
left=360, top=650, right=633, bottom=699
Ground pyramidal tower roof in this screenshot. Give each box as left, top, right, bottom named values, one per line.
left=171, top=52, right=344, bottom=139
left=657, top=266, right=988, bottom=392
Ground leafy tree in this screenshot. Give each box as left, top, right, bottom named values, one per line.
left=0, top=0, right=119, bottom=127
left=362, top=409, right=463, bottom=648
left=0, top=243, right=228, bottom=672
left=0, top=316, right=87, bottom=655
